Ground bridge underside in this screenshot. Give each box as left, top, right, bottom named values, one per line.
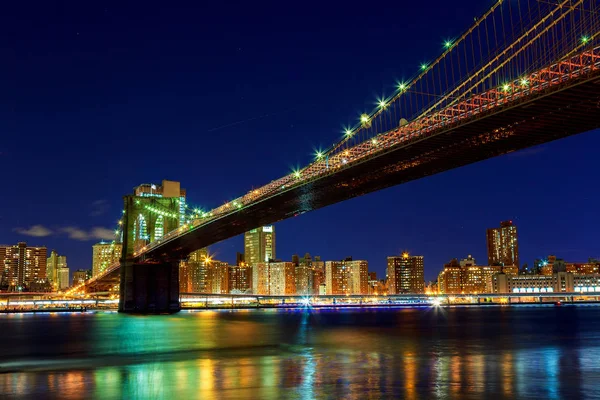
left=140, top=70, right=600, bottom=261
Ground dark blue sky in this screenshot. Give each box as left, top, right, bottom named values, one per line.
left=2, top=1, right=599, bottom=281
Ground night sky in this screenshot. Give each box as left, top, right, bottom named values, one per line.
left=2, top=1, right=599, bottom=281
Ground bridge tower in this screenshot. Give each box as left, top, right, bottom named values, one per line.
left=119, top=181, right=185, bottom=313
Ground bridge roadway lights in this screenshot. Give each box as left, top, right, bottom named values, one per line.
left=119, top=259, right=180, bottom=314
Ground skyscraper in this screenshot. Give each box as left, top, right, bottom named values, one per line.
left=92, top=242, right=122, bottom=277
left=0, top=242, right=47, bottom=289
left=58, top=267, right=70, bottom=290
left=387, top=252, right=425, bottom=294
left=486, top=220, right=519, bottom=267
left=47, top=250, right=67, bottom=290
left=244, top=226, right=275, bottom=266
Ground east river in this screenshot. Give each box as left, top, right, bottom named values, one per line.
left=1, top=305, right=600, bottom=399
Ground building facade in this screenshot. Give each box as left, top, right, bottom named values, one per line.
left=92, top=242, right=122, bottom=277
left=58, top=267, right=70, bottom=290
left=325, top=259, right=369, bottom=295
left=47, top=250, right=67, bottom=289
left=269, top=262, right=296, bottom=295
left=72, top=269, right=89, bottom=286
left=0, top=242, right=47, bottom=289
left=387, top=253, right=425, bottom=294
left=208, top=261, right=229, bottom=294
left=244, top=226, right=275, bottom=266
left=486, top=220, right=519, bottom=267
left=490, top=272, right=600, bottom=293
left=229, top=265, right=252, bottom=293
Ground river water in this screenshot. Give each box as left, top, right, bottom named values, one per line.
left=1, top=305, right=600, bottom=399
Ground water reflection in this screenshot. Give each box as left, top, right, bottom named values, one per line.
left=1, top=306, right=600, bottom=399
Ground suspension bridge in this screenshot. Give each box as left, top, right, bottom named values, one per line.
left=69, top=0, right=600, bottom=313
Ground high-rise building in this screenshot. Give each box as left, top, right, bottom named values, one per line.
left=92, top=242, right=122, bottom=277
left=208, top=261, right=229, bottom=294
left=296, top=253, right=314, bottom=295
left=312, top=259, right=325, bottom=294
left=252, top=262, right=270, bottom=295
left=58, top=267, right=70, bottom=290
left=387, top=252, right=425, bottom=294
left=229, top=265, right=252, bottom=293
left=46, top=250, right=67, bottom=289
left=72, top=269, right=89, bottom=286
left=438, top=259, right=462, bottom=294
left=269, top=262, right=296, bottom=295
left=325, top=258, right=369, bottom=295
left=244, top=226, right=276, bottom=266
left=486, top=220, right=519, bottom=267
left=187, top=248, right=209, bottom=293
left=0, top=242, right=47, bottom=289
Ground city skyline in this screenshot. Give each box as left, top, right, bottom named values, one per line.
left=2, top=1, right=600, bottom=281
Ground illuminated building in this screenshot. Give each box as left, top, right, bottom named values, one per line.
left=486, top=220, right=519, bottom=268
left=491, top=272, right=600, bottom=293
left=438, top=257, right=500, bottom=294
left=387, top=252, right=425, bottom=294
left=567, top=262, right=600, bottom=275
left=179, top=260, right=191, bottom=292
left=58, top=267, right=70, bottom=290
left=72, top=269, right=89, bottom=286
left=0, top=242, right=47, bottom=289
left=47, top=250, right=67, bottom=289
left=294, top=253, right=313, bottom=295
left=236, top=252, right=245, bottom=266
left=92, top=242, right=122, bottom=277
left=252, top=262, right=269, bottom=295
left=437, top=259, right=462, bottom=294
left=244, top=226, right=276, bottom=266
left=187, top=248, right=209, bottom=293
left=325, top=258, right=369, bottom=295
left=208, top=261, right=229, bottom=294
left=269, top=262, right=296, bottom=295
left=229, top=264, right=252, bottom=293
left=312, top=258, right=325, bottom=294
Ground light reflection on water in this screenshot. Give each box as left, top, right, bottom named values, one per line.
left=1, top=306, right=600, bottom=399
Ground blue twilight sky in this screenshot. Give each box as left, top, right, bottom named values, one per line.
left=1, top=1, right=599, bottom=281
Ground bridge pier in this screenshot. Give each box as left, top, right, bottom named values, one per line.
left=119, top=260, right=180, bottom=314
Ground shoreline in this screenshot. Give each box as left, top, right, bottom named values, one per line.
left=2, top=300, right=600, bottom=314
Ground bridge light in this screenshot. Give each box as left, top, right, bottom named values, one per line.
left=114, top=229, right=120, bottom=235
left=378, top=99, right=387, bottom=109
left=360, top=114, right=369, bottom=123
left=371, top=138, right=378, bottom=145
left=581, top=35, right=590, bottom=44
left=294, top=170, right=301, bottom=179
left=345, top=129, right=353, bottom=137
left=398, top=82, right=407, bottom=91
left=118, top=220, right=123, bottom=225
left=520, top=78, right=529, bottom=86
left=122, top=210, right=126, bottom=214
left=444, top=40, right=453, bottom=49
left=502, top=83, right=511, bottom=92
left=420, top=63, right=428, bottom=71
left=253, top=190, right=259, bottom=195
left=315, top=150, right=324, bottom=159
